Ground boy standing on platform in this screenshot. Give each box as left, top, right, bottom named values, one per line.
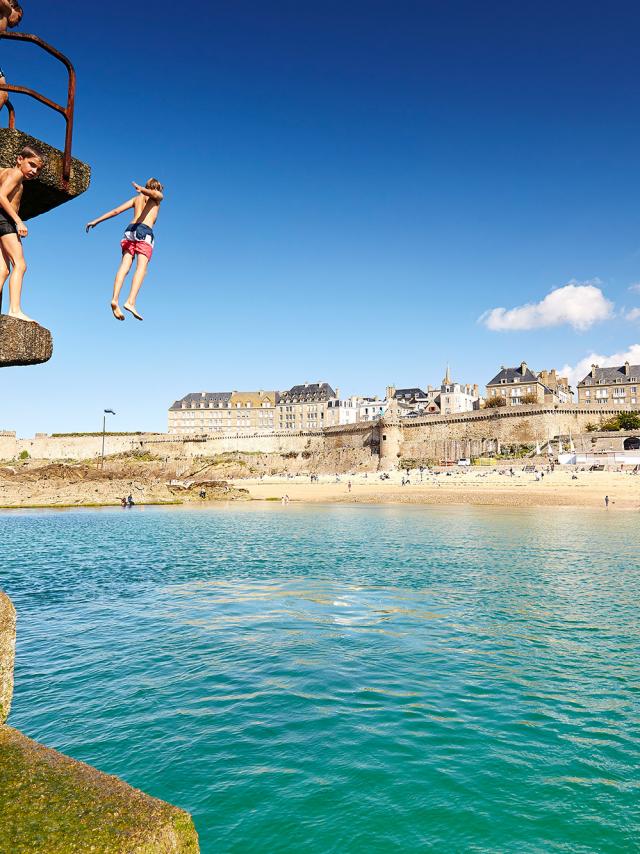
left=0, top=144, right=44, bottom=323
left=86, top=179, right=164, bottom=321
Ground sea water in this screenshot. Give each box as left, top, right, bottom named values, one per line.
left=1, top=504, right=638, bottom=852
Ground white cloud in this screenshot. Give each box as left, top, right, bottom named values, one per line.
left=561, top=343, right=640, bottom=389
left=480, top=281, right=613, bottom=332
left=628, top=283, right=640, bottom=293
left=625, top=307, right=640, bottom=322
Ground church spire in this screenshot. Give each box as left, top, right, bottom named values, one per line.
left=443, top=363, right=451, bottom=385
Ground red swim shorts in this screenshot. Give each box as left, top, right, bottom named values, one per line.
left=121, top=239, right=153, bottom=260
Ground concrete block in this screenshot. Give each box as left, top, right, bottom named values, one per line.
left=0, top=127, right=91, bottom=220
left=0, top=315, right=53, bottom=367
left=0, top=726, right=200, bottom=853
left=0, top=591, right=16, bottom=723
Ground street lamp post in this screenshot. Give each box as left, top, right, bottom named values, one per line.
left=101, top=409, right=116, bottom=469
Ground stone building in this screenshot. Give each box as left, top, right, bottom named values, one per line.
left=577, top=362, right=640, bottom=408
left=168, top=390, right=278, bottom=435
left=276, top=382, right=336, bottom=432
left=486, top=362, right=572, bottom=406
left=388, top=369, right=481, bottom=417
left=435, top=366, right=481, bottom=415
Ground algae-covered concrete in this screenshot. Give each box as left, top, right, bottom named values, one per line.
left=0, top=727, right=199, bottom=853
left=0, top=590, right=200, bottom=852
left=0, top=127, right=91, bottom=220
left=0, top=591, right=16, bottom=723
left=0, top=316, right=53, bottom=367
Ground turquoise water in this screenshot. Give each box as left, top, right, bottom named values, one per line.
left=2, top=504, right=639, bottom=852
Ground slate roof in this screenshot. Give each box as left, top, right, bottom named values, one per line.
left=578, top=364, right=640, bottom=386
left=394, top=387, right=427, bottom=400
left=170, top=391, right=232, bottom=410
left=487, top=366, right=539, bottom=386
left=280, top=383, right=336, bottom=402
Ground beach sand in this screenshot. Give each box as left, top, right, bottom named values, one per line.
left=231, top=469, right=640, bottom=510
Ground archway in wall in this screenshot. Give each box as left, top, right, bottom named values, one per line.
left=623, top=437, right=640, bottom=450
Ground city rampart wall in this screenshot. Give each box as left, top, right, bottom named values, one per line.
left=1, top=408, right=634, bottom=468
left=398, top=406, right=631, bottom=462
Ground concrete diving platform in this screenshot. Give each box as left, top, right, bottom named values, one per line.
left=0, top=315, right=53, bottom=367
left=0, top=127, right=91, bottom=220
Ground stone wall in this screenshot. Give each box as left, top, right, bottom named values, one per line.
left=397, top=405, right=631, bottom=463
left=1, top=407, right=633, bottom=469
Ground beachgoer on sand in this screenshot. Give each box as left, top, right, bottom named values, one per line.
left=0, top=1, right=24, bottom=114
left=86, top=179, right=164, bottom=321
left=0, top=144, right=45, bottom=322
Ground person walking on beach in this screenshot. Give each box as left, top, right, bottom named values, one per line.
left=86, top=178, right=164, bottom=321
left=0, top=144, right=45, bottom=322
left=604, top=495, right=609, bottom=508
left=348, top=480, right=352, bottom=493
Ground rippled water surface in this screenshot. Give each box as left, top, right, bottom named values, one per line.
left=2, top=504, right=639, bottom=852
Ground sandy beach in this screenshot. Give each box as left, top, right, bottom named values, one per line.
left=231, top=469, right=640, bottom=509
left=0, top=458, right=638, bottom=510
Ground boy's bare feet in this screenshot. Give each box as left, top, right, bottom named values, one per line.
left=111, top=301, right=125, bottom=321
left=123, top=302, right=143, bottom=321
left=7, top=309, right=36, bottom=323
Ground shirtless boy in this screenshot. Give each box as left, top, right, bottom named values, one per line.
left=0, top=1, right=24, bottom=114
left=0, top=144, right=44, bottom=322
left=86, top=179, right=164, bottom=321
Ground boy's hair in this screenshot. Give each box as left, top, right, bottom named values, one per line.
left=17, top=144, right=45, bottom=164
left=146, top=178, right=163, bottom=192
left=9, top=2, right=23, bottom=22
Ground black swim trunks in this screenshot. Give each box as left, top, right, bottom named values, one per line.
left=0, top=208, right=17, bottom=238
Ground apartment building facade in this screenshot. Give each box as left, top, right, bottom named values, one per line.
left=577, top=362, right=640, bottom=408
left=276, top=382, right=336, bottom=431
left=168, top=390, right=278, bottom=435
left=486, top=362, right=572, bottom=406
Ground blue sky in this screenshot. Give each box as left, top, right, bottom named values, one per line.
left=3, top=0, right=640, bottom=435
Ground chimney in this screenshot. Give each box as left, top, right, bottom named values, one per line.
left=625, top=361, right=631, bottom=376
left=427, top=384, right=433, bottom=392
left=473, top=383, right=479, bottom=397
left=335, top=387, right=341, bottom=399
left=591, top=364, right=598, bottom=378
left=520, top=361, right=528, bottom=375
left=386, top=385, right=396, bottom=401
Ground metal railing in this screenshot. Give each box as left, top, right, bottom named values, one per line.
left=0, top=32, right=76, bottom=188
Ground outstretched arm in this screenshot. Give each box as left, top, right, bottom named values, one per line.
left=85, top=197, right=135, bottom=233
left=132, top=182, right=164, bottom=202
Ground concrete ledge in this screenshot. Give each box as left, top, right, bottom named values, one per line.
left=0, top=315, right=53, bottom=367
left=0, top=591, right=15, bottom=723
left=0, top=128, right=91, bottom=220
left=0, top=726, right=199, bottom=853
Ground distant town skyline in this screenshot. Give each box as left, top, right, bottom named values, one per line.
left=3, top=1, right=640, bottom=436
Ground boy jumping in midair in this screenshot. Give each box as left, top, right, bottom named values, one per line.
left=86, top=178, right=164, bottom=321
left=0, top=1, right=24, bottom=114
left=0, top=144, right=44, bottom=323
